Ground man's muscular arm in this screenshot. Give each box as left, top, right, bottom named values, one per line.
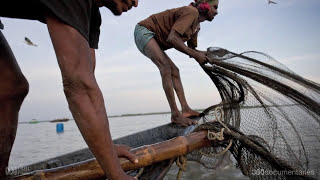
left=46, top=16, right=136, bottom=180
left=167, top=29, right=208, bottom=64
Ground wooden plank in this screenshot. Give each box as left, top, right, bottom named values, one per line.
left=12, top=130, right=210, bottom=180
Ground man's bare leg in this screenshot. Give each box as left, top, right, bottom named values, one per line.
left=163, top=52, right=201, bottom=118
left=144, top=38, right=196, bottom=126
left=0, top=31, right=29, bottom=178
left=46, top=17, right=134, bottom=180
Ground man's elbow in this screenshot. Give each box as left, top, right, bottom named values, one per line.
left=188, top=44, right=196, bottom=50
left=62, top=73, right=96, bottom=99
left=166, top=36, right=175, bottom=45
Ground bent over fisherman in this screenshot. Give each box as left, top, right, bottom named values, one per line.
left=134, top=0, right=219, bottom=126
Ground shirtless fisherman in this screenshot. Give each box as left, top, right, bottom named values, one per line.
left=0, top=0, right=139, bottom=179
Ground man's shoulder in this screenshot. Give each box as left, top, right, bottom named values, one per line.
left=175, top=6, right=199, bottom=17
left=178, top=6, right=198, bottom=14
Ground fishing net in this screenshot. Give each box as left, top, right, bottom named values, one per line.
left=183, top=47, right=320, bottom=180
left=9, top=47, right=319, bottom=180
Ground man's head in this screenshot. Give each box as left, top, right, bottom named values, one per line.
left=96, top=0, right=139, bottom=16
left=192, top=0, right=219, bottom=22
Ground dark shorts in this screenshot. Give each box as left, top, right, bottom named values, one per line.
left=0, top=0, right=101, bottom=49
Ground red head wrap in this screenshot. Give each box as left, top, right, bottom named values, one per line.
left=198, top=2, right=211, bottom=12
left=193, top=0, right=217, bottom=12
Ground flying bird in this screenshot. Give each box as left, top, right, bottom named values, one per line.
left=24, top=37, right=38, bottom=47
left=268, top=0, right=277, bottom=4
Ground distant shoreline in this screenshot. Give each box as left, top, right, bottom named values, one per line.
left=109, top=111, right=171, bottom=118
left=19, top=109, right=205, bottom=124
left=19, top=104, right=300, bottom=123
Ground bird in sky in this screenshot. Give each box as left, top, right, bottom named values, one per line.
left=268, top=0, right=277, bottom=5
left=24, top=37, right=38, bottom=47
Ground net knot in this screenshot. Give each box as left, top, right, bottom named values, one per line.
left=207, top=128, right=225, bottom=141
left=176, top=155, right=187, bottom=180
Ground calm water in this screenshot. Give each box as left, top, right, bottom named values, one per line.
left=9, top=114, right=248, bottom=180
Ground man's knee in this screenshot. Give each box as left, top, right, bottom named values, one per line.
left=62, top=76, right=83, bottom=99
left=62, top=74, right=95, bottom=99
left=0, top=76, right=29, bottom=101
left=158, top=63, right=172, bottom=78
left=171, top=65, right=180, bottom=79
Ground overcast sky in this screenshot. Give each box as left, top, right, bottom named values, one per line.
left=1, top=0, right=319, bottom=122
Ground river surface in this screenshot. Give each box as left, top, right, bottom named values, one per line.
left=9, top=114, right=248, bottom=179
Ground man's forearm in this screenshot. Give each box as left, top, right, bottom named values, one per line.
left=167, top=31, right=196, bottom=57
left=170, top=38, right=195, bottom=57
left=66, top=85, right=123, bottom=179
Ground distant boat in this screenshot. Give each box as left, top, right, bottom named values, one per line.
left=28, top=119, right=39, bottom=124
left=50, top=118, right=69, bottom=123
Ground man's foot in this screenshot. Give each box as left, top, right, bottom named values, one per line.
left=182, top=109, right=201, bottom=118
left=171, top=115, right=197, bottom=127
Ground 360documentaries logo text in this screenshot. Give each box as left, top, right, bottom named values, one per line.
left=251, top=169, right=314, bottom=176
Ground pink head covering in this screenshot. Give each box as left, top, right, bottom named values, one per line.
left=193, top=0, right=218, bottom=12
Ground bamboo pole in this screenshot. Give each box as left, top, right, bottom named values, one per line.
left=12, top=130, right=210, bottom=180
